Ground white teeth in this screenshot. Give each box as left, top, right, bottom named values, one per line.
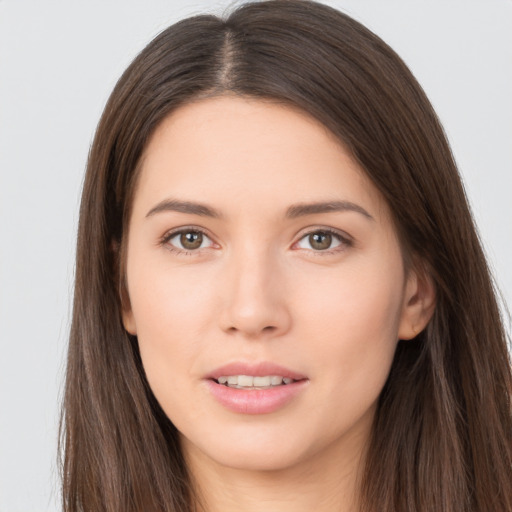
left=253, top=376, right=270, bottom=386
left=216, top=375, right=296, bottom=388
left=238, top=375, right=253, bottom=387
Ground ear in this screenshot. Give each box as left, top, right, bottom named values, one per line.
left=122, top=304, right=137, bottom=336
left=398, top=266, right=436, bottom=340
left=120, top=275, right=137, bottom=335
left=112, top=238, right=138, bottom=336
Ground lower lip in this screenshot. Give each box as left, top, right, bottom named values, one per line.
left=205, top=379, right=309, bottom=415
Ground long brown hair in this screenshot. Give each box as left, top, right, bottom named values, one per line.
left=60, top=1, right=512, bottom=511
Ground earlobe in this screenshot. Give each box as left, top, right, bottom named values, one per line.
left=120, top=283, right=137, bottom=334
left=398, top=267, right=436, bottom=340
left=122, top=308, right=137, bottom=335
left=119, top=275, right=137, bottom=335
left=112, top=238, right=137, bottom=335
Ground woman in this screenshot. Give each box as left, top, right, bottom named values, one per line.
left=60, top=1, right=512, bottom=511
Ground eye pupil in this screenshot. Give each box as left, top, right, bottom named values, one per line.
left=180, top=231, right=203, bottom=250
left=309, top=232, right=332, bottom=250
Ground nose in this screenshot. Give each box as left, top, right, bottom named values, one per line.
left=218, top=247, right=292, bottom=339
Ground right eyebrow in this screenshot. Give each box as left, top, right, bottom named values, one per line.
left=145, top=198, right=223, bottom=219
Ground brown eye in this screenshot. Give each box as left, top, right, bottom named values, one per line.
left=166, top=229, right=212, bottom=252
left=296, top=230, right=346, bottom=252
left=180, top=231, right=203, bottom=249
left=309, top=232, right=332, bottom=250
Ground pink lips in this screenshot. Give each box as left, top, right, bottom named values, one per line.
left=206, top=362, right=306, bottom=381
left=204, top=362, right=309, bottom=415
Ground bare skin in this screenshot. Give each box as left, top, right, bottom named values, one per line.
left=122, top=96, right=435, bottom=512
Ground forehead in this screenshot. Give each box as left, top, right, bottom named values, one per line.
left=134, top=95, right=387, bottom=221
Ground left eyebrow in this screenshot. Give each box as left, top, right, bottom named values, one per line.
left=145, top=199, right=223, bottom=219
left=285, top=201, right=374, bottom=221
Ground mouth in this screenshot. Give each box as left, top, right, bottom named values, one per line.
left=205, top=362, right=308, bottom=414
left=206, top=361, right=307, bottom=386
left=214, top=374, right=299, bottom=389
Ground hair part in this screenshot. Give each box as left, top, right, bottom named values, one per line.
left=61, top=1, right=512, bottom=511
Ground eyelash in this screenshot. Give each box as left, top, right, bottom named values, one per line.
left=160, top=226, right=214, bottom=256
left=294, top=227, right=353, bottom=256
left=160, top=226, right=353, bottom=256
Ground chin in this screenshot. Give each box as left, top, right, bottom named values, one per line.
left=180, top=422, right=313, bottom=472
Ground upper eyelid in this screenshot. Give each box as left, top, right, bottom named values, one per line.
left=160, top=225, right=353, bottom=249
left=295, top=226, right=353, bottom=243
left=160, top=228, right=216, bottom=255
left=162, top=226, right=213, bottom=241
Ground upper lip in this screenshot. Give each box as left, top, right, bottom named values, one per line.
left=205, top=362, right=307, bottom=381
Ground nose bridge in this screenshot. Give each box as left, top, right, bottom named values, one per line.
left=220, top=241, right=290, bottom=337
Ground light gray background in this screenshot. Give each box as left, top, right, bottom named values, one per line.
left=1, top=1, right=511, bottom=510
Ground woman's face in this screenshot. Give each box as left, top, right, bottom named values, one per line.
left=122, top=96, right=425, bottom=473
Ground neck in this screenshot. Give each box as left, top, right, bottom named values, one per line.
left=182, top=426, right=369, bottom=512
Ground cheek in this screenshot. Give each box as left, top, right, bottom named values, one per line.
left=282, top=262, right=403, bottom=449
left=133, top=280, right=210, bottom=341
left=295, top=253, right=404, bottom=342
left=293, top=255, right=404, bottom=392
left=128, top=247, right=218, bottom=336
left=125, top=260, right=217, bottom=406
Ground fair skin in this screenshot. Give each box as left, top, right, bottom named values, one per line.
left=122, top=96, right=435, bottom=512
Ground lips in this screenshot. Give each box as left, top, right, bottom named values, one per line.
left=217, top=375, right=293, bottom=388
left=204, top=362, right=309, bottom=414
left=205, top=361, right=307, bottom=381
